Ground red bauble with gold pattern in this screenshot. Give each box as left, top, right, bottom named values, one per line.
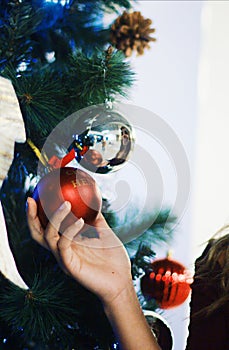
left=33, top=167, right=102, bottom=232
left=141, top=258, right=192, bottom=309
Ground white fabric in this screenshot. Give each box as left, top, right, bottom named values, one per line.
left=0, top=76, right=28, bottom=289
left=0, top=76, right=26, bottom=187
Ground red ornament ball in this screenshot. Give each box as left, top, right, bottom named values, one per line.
left=32, top=167, right=102, bottom=232
left=141, top=258, right=192, bottom=309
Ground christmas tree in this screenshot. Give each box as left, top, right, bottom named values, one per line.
left=0, top=1, right=179, bottom=349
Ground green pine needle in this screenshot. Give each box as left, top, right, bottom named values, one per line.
left=67, top=48, right=135, bottom=105
left=69, top=0, right=133, bottom=13
left=2, top=66, right=67, bottom=141
left=120, top=207, right=177, bottom=252
left=0, top=272, right=80, bottom=343
left=96, top=0, right=133, bottom=12
left=0, top=1, right=43, bottom=69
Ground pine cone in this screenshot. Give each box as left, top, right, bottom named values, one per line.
left=110, top=11, right=156, bottom=57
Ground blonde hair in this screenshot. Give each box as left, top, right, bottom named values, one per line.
left=193, top=230, right=229, bottom=317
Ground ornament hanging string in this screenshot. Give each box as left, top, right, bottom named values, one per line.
left=102, top=46, right=113, bottom=110
left=27, top=138, right=76, bottom=170
left=27, top=138, right=50, bottom=169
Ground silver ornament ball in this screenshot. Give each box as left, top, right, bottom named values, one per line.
left=71, top=104, right=135, bottom=174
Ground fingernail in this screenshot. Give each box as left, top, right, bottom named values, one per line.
left=60, top=201, right=71, bottom=210
left=74, top=218, right=84, bottom=228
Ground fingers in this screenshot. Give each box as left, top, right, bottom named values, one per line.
left=27, top=197, right=72, bottom=254
left=92, top=213, right=121, bottom=244
left=58, top=218, right=85, bottom=252
left=27, top=197, right=48, bottom=249
left=45, top=201, right=72, bottom=256
left=92, top=212, right=112, bottom=231
left=57, top=218, right=85, bottom=273
left=27, top=197, right=37, bottom=221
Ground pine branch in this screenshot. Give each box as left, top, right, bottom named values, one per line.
left=68, top=48, right=135, bottom=105
left=102, top=198, right=118, bottom=228
left=131, top=242, right=156, bottom=279
left=0, top=271, right=88, bottom=344
left=0, top=270, right=114, bottom=348
left=0, top=0, right=43, bottom=70
left=125, top=208, right=177, bottom=252
left=102, top=0, right=133, bottom=12
left=68, top=0, right=133, bottom=14
left=2, top=65, right=69, bottom=143
left=2, top=47, right=135, bottom=143
left=0, top=0, right=134, bottom=72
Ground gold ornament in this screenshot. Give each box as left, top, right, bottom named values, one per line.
left=110, top=11, right=156, bottom=57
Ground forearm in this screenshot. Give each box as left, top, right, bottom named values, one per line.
left=103, top=283, right=161, bottom=350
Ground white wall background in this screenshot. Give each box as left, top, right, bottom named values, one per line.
left=110, top=1, right=202, bottom=350
left=125, top=1, right=229, bottom=349
left=192, top=1, right=229, bottom=259
left=128, top=2, right=202, bottom=349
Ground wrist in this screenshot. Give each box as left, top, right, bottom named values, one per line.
left=102, top=281, right=137, bottom=316
left=102, top=281, right=161, bottom=350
